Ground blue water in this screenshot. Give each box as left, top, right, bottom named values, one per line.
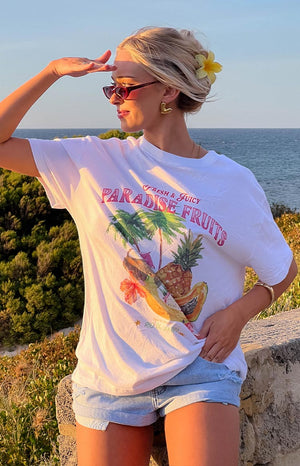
left=13, top=128, right=300, bottom=210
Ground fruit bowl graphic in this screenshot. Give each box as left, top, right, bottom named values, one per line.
left=122, top=251, right=189, bottom=322
left=122, top=249, right=207, bottom=323
left=174, top=282, right=208, bottom=322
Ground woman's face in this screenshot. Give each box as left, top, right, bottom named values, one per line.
left=109, top=48, right=165, bottom=133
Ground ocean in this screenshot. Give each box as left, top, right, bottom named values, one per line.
left=13, top=128, right=300, bottom=211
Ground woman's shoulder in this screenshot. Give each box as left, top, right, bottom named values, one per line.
left=208, top=151, right=269, bottom=207
left=55, top=134, right=141, bottom=158
left=209, top=150, right=256, bottom=182
left=83, top=134, right=141, bottom=152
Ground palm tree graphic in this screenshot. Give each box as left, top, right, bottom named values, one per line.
left=107, top=209, right=150, bottom=253
left=138, top=209, right=186, bottom=270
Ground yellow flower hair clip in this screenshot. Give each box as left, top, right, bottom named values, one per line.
left=195, top=51, right=222, bottom=84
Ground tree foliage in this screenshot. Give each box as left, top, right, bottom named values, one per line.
left=98, top=129, right=143, bottom=140
left=0, top=169, right=83, bottom=347
left=0, top=328, right=80, bottom=465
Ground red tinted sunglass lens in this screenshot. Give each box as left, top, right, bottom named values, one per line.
left=102, top=86, right=112, bottom=99
left=115, top=87, right=128, bottom=99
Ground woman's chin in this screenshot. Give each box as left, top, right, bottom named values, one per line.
left=120, top=119, right=142, bottom=134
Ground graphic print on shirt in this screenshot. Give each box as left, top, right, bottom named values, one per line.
left=107, top=207, right=208, bottom=329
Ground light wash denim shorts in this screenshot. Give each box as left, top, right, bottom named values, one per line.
left=72, top=356, right=243, bottom=431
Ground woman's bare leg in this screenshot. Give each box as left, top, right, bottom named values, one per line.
left=165, top=402, right=240, bottom=466
left=76, top=421, right=153, bottom=466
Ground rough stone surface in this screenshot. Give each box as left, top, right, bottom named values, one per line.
left=55, top=309, right=300, bottom=466
left=240, top=308, right=300, bottom=349
left=239, top=309, right=300, bottom=466
left=272, top=450, right=300, bottom=466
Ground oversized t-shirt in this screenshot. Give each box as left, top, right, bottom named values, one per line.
left=29, top=135, right=293, bottom=395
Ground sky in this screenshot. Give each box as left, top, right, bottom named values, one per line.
left=0, top=0, right=299, bottom=129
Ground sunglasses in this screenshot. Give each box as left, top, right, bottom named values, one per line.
left=102, top=81, right=158, bottom=100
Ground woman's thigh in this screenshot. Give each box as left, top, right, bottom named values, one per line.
left=76, top=421, right=154, bottom=466
left=164, top=401, right=240, bottom=466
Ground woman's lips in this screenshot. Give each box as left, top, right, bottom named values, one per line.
left=117, top=111, right=130, bottom=119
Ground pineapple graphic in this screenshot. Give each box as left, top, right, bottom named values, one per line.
left=156, top=230, right=203, bottom=298
left=156, top=230, right=208, bottom=321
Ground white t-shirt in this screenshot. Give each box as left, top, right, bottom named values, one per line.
left=29, top=135, right=293, bottom=395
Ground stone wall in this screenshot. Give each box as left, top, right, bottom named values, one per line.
left=55, top=309, right=300, bottom=466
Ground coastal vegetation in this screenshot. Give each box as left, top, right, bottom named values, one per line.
left=0, top=328, right=80, bottom=465
left=0, top=129, right=299, bottom=464
left=244, top=209, right=300, bottom=317
left=0, top=170, right=84, bottom=347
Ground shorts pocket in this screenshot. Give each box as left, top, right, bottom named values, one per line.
left=72, top=382, right=86, bottom=400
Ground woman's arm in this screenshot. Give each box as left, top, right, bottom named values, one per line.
left=198, top=257, right=298, bottom=362
left=0, top=51, right=116, bottom=176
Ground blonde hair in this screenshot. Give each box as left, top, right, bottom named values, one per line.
left=118, top=26, right=211, bottom=113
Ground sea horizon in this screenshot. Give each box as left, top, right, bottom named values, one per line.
left=12, top=128, right=300, bottom=211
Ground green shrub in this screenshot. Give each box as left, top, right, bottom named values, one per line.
left=0, top=328, right=80, bottom=465
left=0, top=170, right=84, bottom=347
left=98, top=129, right=143, bottom=140
left=270, top=202, right=297, bottom=219
left=244, top=210, right=300, bottom=316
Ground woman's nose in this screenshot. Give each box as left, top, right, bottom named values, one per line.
left=109, top=92, right=124, bottom=105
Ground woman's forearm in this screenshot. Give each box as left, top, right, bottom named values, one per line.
left=0, top=52, right=116, bottom=144
left=231, top=257, right=298, bottom=328
left=0, top=64, right=59, bottom=143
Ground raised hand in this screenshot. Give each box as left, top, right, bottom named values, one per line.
left=0, top=49, right=117, bottom=174
left=49, top=50, right=116, bottom=78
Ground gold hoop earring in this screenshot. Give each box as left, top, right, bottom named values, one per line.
left=160, top=102, right=172, bottom=114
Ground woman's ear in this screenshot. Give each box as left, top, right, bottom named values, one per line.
left=162, top=86, right=180, bottom=104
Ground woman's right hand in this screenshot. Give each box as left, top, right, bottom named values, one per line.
left=0, top=50, right=117, bottom=176
left=48, top=50, right=116, bottom=78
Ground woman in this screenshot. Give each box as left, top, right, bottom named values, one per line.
left=0, top=27, right=297, bottom=466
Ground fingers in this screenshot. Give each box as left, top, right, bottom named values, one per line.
left=198, top=317, right=229, bottom=362
left=200, top=343, right=228, bottom=363
left=56, top=53, right=116, bottom=78
left=197, top=324, right=209, bottom=340
left=95, top=49, right=112, bottom=63
left=199, top=329, right=230, bottom=362
left=84, top=62, right=116, bottom=74
left=197, top=308, right=243, bottom=364
left=197, top=316, right=212, bottom=339
left=90, top=50, right=117, bottom=72
left=85, top=53, right=117, bottom=74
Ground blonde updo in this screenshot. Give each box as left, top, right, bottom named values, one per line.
left=118, top=27, right=211, bottom=113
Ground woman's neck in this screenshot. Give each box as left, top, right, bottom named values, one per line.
left=143, top=117, right=207, bottom=159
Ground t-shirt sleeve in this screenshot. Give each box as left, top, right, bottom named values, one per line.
left=29, top=136, right=102, bottom=210
left=29, top=138, right=79, bottom=209
left=219, top=160, right=293, bottom=286
left=237, top=170, right=293, bottom=286
left=246, top=195, right=293, bottom=285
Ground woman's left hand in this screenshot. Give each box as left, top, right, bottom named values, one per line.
left=197, top=307, right=244, bottom=363
left=197, top=258, right=298, bottom=363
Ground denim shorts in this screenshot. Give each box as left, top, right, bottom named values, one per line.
left=72, top=356, right=243, bottom=431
